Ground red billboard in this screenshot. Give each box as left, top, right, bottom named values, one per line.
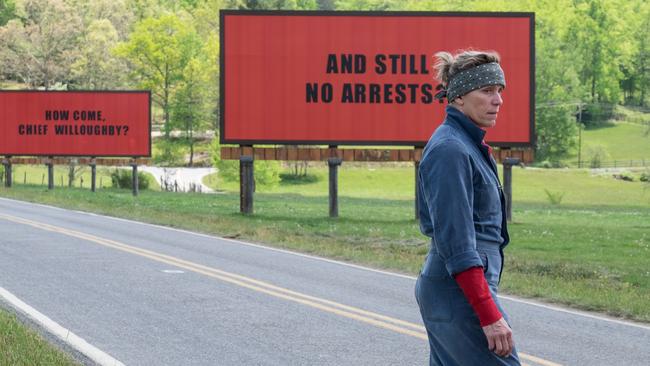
left=221, top=11, right=534, bottom=147
left=0, top=90, right=151, bottom=156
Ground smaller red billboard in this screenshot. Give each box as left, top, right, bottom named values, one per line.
left=0, top=91, right=151, bottom=157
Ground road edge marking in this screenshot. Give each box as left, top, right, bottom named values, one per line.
left=0, top=286, right=125, bottom=366
left=1, top=212, right=562, bottom=366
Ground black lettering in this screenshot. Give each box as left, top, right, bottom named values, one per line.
left=46, top=110, right=69, bottom=120
left=116, top=126, right=123, bottom=135
left=374, top=54, right=386, bottom=74
left=421, top=55, right=430, bottom=74
left=321, top=83, right=333, bottom=103
left=354, top=55, right=366, bottom=73
left=306, top=83, right=319, bottom=102
left=389, top=54, right=400, bottom=74
left=401, top=55, right=407, bottom=74
left=383, top=84, right=394, bottom=104
left=55, top=125, right=65, bottom=134
left=341, top=83, right=353, bottom=103
left=369, top=84, right=381, bottom=103
left=394, top=84, right=406, bottom=104
left=354, top=84, right=366, bottom=103
left=341, top=54, right=353, bottom=73
left=326, top=54, right=338, bottom=73
left=407, top=84, right=419, bottom=103
left=421, top=84, right=433, bottom=104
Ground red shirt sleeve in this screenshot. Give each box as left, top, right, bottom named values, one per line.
left=454, top=266, right=502, bottom=327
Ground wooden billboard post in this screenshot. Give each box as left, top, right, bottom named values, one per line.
left=2, top=156, right=11, bottom=188
left=240, top=155, right=254, bottom=214
left=502, top=157, right=521, bottom=222
left=90, top=158, right=97, bottom=192
left=131, top=158, right=139, bottom=196
left=328, top=157, right=342, bottom=218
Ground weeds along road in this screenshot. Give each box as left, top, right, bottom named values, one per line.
left=0, top=197, right=648, bottom=366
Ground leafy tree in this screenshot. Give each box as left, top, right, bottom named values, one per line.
left=0, top=0, right=16, bottom=26
left=232, top=0, right=317, bottom=9
left=0, top=0, right=82, bottom=88
left=70, top=19, right=128, bottom=89
left=115, top=14, right=202, bottom=137
left=568, top=0, right=623, bottom=103
left=171, top=58, right=210, bottom=166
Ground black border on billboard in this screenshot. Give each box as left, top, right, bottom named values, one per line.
left=220, top=10, right=535, bottom=148
left=0, top=89, right=152, bottom=157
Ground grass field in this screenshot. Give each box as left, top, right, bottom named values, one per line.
left=2, top=164, right=649, bottom=323
left=563, top=105, right=650, bottom=165
left=0, top=308, right=79, bottom=365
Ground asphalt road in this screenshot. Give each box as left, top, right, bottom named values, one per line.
left=0, top=197, right=648, bottom=365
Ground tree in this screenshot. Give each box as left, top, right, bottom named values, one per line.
left=0, top=0, right=82, bottom=89
left=172, top=58, right=210, bottom=166
left=232, top=0, right=317, bottom=9
left=115, top=13, right=202, bottom=138
left=569, top=0, right=624, bottom=104
left=0, top=0, right=16, bottom=26
left=70, top=19, right=128, bottom=89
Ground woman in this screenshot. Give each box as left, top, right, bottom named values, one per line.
left=415, top=50, right=521, bottom=366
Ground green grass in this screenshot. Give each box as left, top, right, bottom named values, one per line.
left=0, top=308, right=80, bottom=365
left=3, top=165, right=160, bottom=191
left=563, top=105, right=650, bottom=164
left=2, top=165, right=650, bottom=323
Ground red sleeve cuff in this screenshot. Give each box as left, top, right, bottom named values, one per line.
left=454, top=266, right=502, bottom=326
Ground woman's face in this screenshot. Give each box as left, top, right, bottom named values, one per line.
left=455, top=85, right=504, bottom=128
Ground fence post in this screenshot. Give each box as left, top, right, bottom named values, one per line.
left=328, top=157, right=342, bottom=218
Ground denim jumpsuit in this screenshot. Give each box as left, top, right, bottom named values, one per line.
left=415, top=106, right=521, bottom=366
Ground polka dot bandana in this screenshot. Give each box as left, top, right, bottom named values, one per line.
left=438, top=62, right=506, bottom=103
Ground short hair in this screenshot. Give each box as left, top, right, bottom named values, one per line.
left=433, top=50, right=501, bottom=88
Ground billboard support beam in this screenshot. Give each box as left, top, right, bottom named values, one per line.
left=47, top=157, right=54, bottom=190
left=90, top=158, right=96, bottom=192
left=131, top=159, right=139, bottom=196
left=2, top=157, right=11, bottom=188
left=240, top=155, right=254, bottom=215
left=328, top=157, right=342, bottom=218
left=502, top=157, right=521, bottom=222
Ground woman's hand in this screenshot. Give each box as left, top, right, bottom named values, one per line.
left=482, top=317, right=514, bottom=357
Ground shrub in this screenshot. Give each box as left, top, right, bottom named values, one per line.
left=280, top=172, right=320, bottom=185
left=153, top=138, right=185, bottom=166
left=585, top=145, right=610, bottom=168
left=110, top=169, right=150, bottom=190
left=210, top=138, right=281, bottom=187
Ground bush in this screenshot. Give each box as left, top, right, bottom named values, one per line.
left=640, top=172, right=650, bottom=182
left=110, top=169, right=150, bottom=190
left=280, top=172, right=320, bottom=185
left=585, top=145, right=610, bottom=168
left=210, top=138, right=281, bottom=187
left=153, top=138, right=185, bottom=166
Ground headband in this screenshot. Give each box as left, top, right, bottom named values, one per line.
left=434, top=62, right=506, bottom=103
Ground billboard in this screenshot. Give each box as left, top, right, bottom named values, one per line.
left=221, top=11, right=534, bottom=147
left=0, top=90, right=151, bottom=156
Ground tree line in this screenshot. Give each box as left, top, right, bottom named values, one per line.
left=1, top=0, right=648, bottom=164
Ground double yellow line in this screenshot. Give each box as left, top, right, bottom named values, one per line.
left=0, top=213, right=561, bottom=366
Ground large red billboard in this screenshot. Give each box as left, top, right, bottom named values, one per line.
left=221, top=11, right=534, bottom=147
left=0, top=91, right=151, bottom=156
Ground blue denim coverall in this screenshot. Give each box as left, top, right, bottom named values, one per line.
left=415, top=106, right=521, bottom=366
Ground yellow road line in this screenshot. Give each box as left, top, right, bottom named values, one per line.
left=0, top=213, right=562, bottom=366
